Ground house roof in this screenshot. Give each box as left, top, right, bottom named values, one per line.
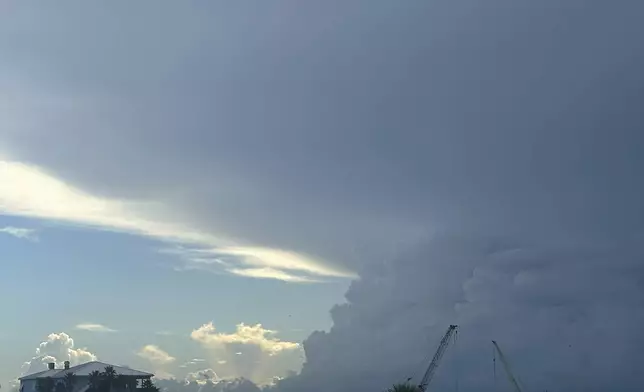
left=19, top=361, right=154, bottom=381
left=20, top=370, right=61, bottom=380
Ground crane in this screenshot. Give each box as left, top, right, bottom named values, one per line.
left=492, top=340, right=523, bottom=392
left=417, top=324, right=458, bottom=392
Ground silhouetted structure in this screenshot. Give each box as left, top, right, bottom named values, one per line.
left=19, top=362, right=154, bottom=392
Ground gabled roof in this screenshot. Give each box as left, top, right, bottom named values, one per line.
left=20, top=361, right=154, bottom=381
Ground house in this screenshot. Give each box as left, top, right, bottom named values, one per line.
left=19, top=361, right=154, bottom=392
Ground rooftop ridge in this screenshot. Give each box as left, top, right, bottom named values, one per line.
left=65, top=361, right=98, bottom=373
left=19, top=361, right=153, bottom=380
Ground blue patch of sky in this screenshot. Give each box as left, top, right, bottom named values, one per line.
left=1, top=214, right=348, bottom=375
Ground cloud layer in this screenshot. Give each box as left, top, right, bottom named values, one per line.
left=0, top=160, right=355, bottom=282
left=75, top=323, right=117, bottom=333
left=3, top=0, right=642, bottom=280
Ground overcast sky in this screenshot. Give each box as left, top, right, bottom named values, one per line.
left=1, top=1, right=643, bottom=392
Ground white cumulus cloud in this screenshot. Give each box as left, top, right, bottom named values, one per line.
left=191, top=323, right=300, bottom=356
left=191, top=323, right=302, bottom=385
left=185, top=369, right=220, bottom=384
left=137, top=345, right=176, bottom=365
left=21, top=332, right=97, bottom=376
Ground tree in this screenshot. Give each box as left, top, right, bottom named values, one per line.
left=98, top=367, right=117, bottom=392
left=102, top=367, right=117, bottom=383
left=88, top=371, right=102, bottom=392
left=140, top=379, right=159, bottom=392
left=63, top=373, right=76, bottom=392
left=386, top=383, right=422, bottom=392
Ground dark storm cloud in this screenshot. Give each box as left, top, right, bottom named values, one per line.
left=2, top=1, right=642, bottom=265
left=3, top=0, right=643, bottom=257
left=270, top=235, right=644, bottom=392
left=2, top=0, right=644, bottom=390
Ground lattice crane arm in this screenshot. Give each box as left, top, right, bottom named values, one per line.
left=492, top=340, right=523, bottom=392
left=418, top=325, right=458, bottom=391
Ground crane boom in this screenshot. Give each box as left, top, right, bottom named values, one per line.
left=491, top=340, right=522, bottom=392
left=418, top=325, right=458, bottom=391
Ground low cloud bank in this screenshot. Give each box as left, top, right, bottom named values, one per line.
left=155, top=378, right=261, bottom=392
left=269, top=235, right=644, bottom=392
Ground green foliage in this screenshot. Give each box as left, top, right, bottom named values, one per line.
left=102, top=367, right=117, bottom=382
left=88, top=371, right=102, bottom=392
left=83, top=367, right=157, bottom=392
left=386, top=383, right=422, bottom=392
left=140, top=379, right=160, bottom=392
left=98, top=367, right=117, bottom=392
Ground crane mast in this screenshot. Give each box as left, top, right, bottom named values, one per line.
left=492, top=340, right=522, bottom=392
left=418, top=324, right=458, bottom=392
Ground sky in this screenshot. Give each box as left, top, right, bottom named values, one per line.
left=1, top=1, right=643, bottom=392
